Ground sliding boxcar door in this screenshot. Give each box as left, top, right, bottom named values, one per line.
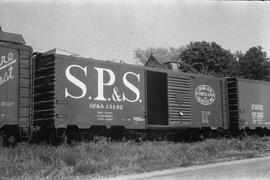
left=147, top=71, right=168, bottom=125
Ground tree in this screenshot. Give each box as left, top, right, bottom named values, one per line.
left=239, top=46, right=270, bottom=81
left=179, top=41, right=237, bottom=76
left=234, top=50, right=244, bottom=62
left=134, top=47, right=184, bottom=65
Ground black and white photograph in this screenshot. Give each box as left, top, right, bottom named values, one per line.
left=0, top=0, right=270, bottom=179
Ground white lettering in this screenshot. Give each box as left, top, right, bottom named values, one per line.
left=65, top=65, right=87, bottom=99
left=251, top=104, right=264, bottom=111
left=0, top=65, right=14, bottom=85
left=94, top=67, right=115, bottom=101
left=0, top=53, right=16, bottom=70
left=0, top=52, right=16, bottom=86
left=122, top=72, right=140, bottom=102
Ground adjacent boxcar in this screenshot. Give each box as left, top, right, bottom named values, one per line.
left=145, top=68, right=228, bottom=138
left=33, top=52, right=146, bottom=141
left=227, top=78, right=270, bottom=135
left=0, top=29, right=32, bottom=145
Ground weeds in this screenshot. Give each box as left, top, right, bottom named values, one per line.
left=0, top=137, right=270, bottom=179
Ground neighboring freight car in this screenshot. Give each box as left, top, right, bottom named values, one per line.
left=0, top=29, right=32, bottom=146
left=227, top=78, right=270, bottom=136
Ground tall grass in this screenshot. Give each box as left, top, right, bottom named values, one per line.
left=0, top=136, right=270, bottom=179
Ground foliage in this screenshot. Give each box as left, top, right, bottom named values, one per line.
left=179, top=41, right=237, bottom=76
left=238, top=46, right=270, bottom=81
left=134, top=43, right=270, bottom=81
left=1, top=137, right=270, bottom=179
left=134, top=47, right=184, bottom=65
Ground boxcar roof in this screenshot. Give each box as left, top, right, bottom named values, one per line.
left=0, top=30, right=25, bottom=45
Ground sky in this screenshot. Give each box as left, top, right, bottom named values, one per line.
left=0, top=0, right=269, bottom=64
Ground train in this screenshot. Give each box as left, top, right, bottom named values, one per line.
left=1, top=29, right=270, bottom=146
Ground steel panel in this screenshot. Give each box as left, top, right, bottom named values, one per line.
left=18, top=48, right=32, bottom=130
left=167, top=74, right=192, bottom=126
left=54, top=55, right=146, bottom=129
left=191, top=76, right=226, bottom=129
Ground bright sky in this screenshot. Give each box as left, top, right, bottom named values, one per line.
left=1, top=0, right=269, bottom=64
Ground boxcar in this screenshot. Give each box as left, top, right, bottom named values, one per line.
left=0, top=29, right=32, bottom=145
left=33, top=51, right=228, bottom=142
left=227, top=78, right=270, bottom=135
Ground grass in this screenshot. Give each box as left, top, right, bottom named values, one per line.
left=1, top=136, right=270, bottom=179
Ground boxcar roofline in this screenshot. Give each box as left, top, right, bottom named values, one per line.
left=44, top=53, right=146, bottom=71
left=235, top=77, right=270, bottom=86
left=0, top=43, right=32, bottom=51
left=39, top=52, right=226, bottom=81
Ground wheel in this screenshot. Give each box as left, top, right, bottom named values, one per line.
left=2, top=134, right=17, bottom=147
left=28, top=130, right=43, bottom=144
left=48, top=130, right=66, bottom=146
left=239, top=129, right=247, bottom=139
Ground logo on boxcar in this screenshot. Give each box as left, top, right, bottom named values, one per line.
left=64, top=65, right=142, bottom=103
left=0, top=53, right=16, bottom=86
left=64, top=65, right=143, bottom=122
left=195, top=85, right=215, bottom=105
